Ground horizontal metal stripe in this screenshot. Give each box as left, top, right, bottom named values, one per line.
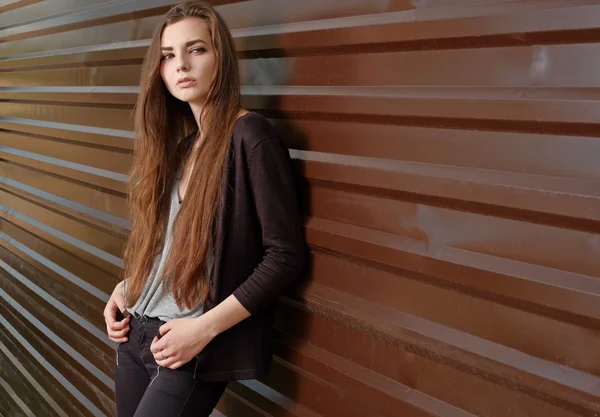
left=0, top=39, right=150, bottom=62
left=0, top=178, right=130, bottom=229
left=306, top=248, right=600, bottom=374
left=271, top=332, right=476, bottom=417
left=0, top=146, right=129, bottom=182
left=298, top=159, right=600, bottom=225
left=292, top=150, right=600, bottom=197
left=0, top=117, right=134, bottom=139
left=0, top=0, right=116, bottom=30
left=308, top=185, right=599, bottom=277
left=0, top=205, right=124, bottom=268
left=307, top=283, right=600, bottom=398
left=0, top=376, right=35, bottom=417
left=0, top=315, right=105, bottom=417
left=0, top=340, right=67, bottom=417
left=234, top=2, right=600, bottom=45
left=239, top=379, right=322, bottom=417
left=307, top=217, right=600, bottom=302
left=1, top=1, right=592, bottom=53
left=3, top=85, right=600, bottom=100
left=0, top=285, right=114, bottom=392
left=243, top=85, right=600, bottom=100
left=0, top=260, right=112, bottom=349
left=0, top=0, right=177, bottom=40
left=0, top=232, right=110, bottom=303
left=0, top=86, right=140, bottom=93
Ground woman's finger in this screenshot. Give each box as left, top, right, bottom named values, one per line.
left=109, top=319, right=130, bottom=332
left=153, top=349, right=170, bottom=362
left=110, top=336, right=128, bottom=343
left=108, top=326, right=130, bottom=338
left=165, top=361, right=182, bottom=370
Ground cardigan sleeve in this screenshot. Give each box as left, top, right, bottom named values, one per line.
left=232, top=136, right=306, bottom=315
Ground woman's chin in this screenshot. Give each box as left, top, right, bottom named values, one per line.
left=174, top=91, right=206, bottom=105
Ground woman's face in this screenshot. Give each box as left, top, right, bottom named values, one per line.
left=160, top=17, right=216, bottom=106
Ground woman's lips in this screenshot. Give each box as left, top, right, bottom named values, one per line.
left=177, top=78, right=196, bottom=88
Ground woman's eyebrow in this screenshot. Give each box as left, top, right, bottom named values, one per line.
left=161, top=39, right=207, bottom=51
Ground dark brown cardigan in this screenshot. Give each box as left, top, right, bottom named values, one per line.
left=198, top=112, right=306, bottom=381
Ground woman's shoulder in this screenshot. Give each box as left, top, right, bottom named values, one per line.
left=231, top=111, right=279, bottom=150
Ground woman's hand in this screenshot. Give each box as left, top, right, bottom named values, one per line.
left=151, top=294, right=252, bottom=369
left=150, top=316, right=216, bottom=369
left=103, top=281, right=131, bottom=343
left=150, top=317, right=215, bottom=369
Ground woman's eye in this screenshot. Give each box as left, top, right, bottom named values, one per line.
left=190, top=47, right=206, bottom=54
left=162, top=53, right=174, bottom=60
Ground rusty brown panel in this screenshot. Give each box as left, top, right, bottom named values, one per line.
left=0, top=341, right=64, bottom=417
left=252, top=93, right=600, bottom=129
left=0, top=251, right=114, bottom=379
left=2, top=1, right=597, bottom=63
left=298, top=159, right=600, bottom=229
left=0, top=47, right=146, bottom=72
left=273, top=118, right=600, bottom=180
left=2, top=1, right=600, bottom=416
left=0, top=119, right=134, bottom=151
left=0, top=0, right=42, bottom=15
left=0, top=201, right=124, bottom=279
left=0, top=295, right=113, bottom=417
left=268, top=338, right=442, bottom=417
left=216, top=391, right=267, bottom=417
left=1, top=131, right=132, bottom=175
left=0, top=18, right=148, bottom=58
left=0, top=0, right=408, bottom=57
left=0, top=324, right=88, bottom=417
left=1, top=161, right=128, bottom=220
left=0, top=102, right=134, bottom=130
left=0, top=238, right=109, bottom=334
left=303, top=215, right=600, bottom=321
left=303, top=185, right=600, bottom=304
left=0, top=0, right=244, bottom=43
left=0, top=164, right=129, bottom=235
left=0, top=150, right=128, bottom=196
left=1, top=190, right=126, bottom=259
left=274, top=298, right=596, bottom=417
left=0, top=390, right=28, bottom=417
left=0, top=64, right=142, bottom=87
left=0, top=91, right=138, bottom=107
left=238, top=48, right=534, bottom=87
left=0, top=0, right=121, bottom=28
left=305, top=247, right=600, bottom=376
left=0, top=179, right=128, bottom=242
left=0, top=220, right=120, bottom=297
left=237, top=3, right=600, bottom=56
left=308, top=186, right=599, bottom=279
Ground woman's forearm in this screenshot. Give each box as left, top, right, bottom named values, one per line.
left=200, top=294, right=251, bottom=339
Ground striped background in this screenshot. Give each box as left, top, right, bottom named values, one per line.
left=1, top=0, right=600, bottom=416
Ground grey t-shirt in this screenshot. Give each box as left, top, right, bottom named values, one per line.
left=125, top=174, right=213, bottom=322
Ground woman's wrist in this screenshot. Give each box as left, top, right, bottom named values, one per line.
left=195, top=311, right=222, bottom=340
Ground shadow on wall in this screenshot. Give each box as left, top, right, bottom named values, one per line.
left=235, top=27, right=315, bottom=416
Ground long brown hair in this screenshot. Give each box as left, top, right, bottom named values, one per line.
left=124, top=1, right=241, bottom=309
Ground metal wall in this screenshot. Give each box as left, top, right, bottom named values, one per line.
left=2, top=0, right=600, bottom=416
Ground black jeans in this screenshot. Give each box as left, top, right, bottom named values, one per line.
left=115, top=314, right=227, bottom=417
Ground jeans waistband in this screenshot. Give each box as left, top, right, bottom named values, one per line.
left=132, top=312, right=163, bottom=325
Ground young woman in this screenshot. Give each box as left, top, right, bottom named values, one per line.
left=102, top=2, right=306, bottom=416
